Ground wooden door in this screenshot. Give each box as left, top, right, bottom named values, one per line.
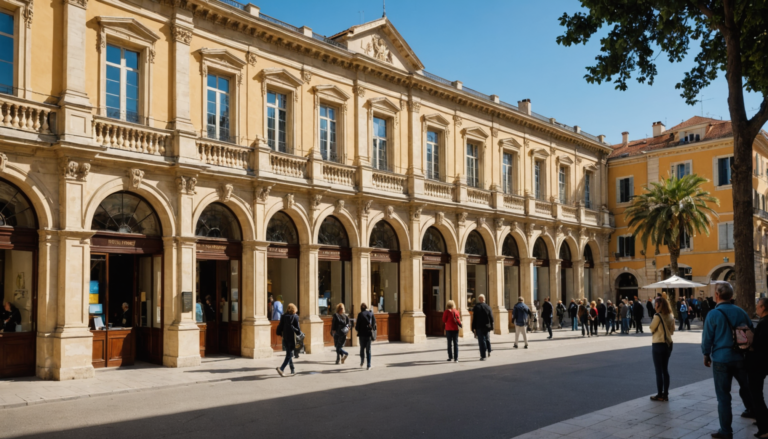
left=423, top=270, right=443, bottom=336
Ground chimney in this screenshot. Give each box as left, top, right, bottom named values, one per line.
left=652, top=121, right=666, bottom=137
left=518, top=99, right=531, bottom=115
left=622, top=131, right=629, bottom=145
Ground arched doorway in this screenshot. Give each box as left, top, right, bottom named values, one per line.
left=584, top=245, right=594, bottom=299
left=502, top=234, right=520, bottom=330
left=195, top=203, right=242, bottom=357
left=422, top=226, right=449, bottom=337
left=369, top=220, right=400, bottom=342
left=89, top=191, right=163, bottom=368
left=465, top=230, right=487, bottom=309
left=559, top=242, right=573, bottom=304
left=533, top=238, right=550, bottom=303
left=317, top=216, right=352, bottom=347
left=0, top=178, right=38, bottom=378
left=616, top=272, right=638, bottom=303
left=265, top=211, right=299, bottom=351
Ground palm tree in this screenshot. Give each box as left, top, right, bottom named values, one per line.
left=625, top=174, right=719, bottom=277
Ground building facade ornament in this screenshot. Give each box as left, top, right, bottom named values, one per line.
left=410, top=205, right=423, bottom=221
left=187, top=177, right=197, bottom=194
left=284, top=194, right=294, bottom=210
left=436, top=212, right=445, bottom=226
left=477, top=217, right=486, bottom=228
left=171, top=25, right=193, bottom=45
left=525, top=222, right=534, bottom=237
left=364, top=35, right=392, bottom=63
left=362, top=199, right=373, bottom=215
left=256, top=184, right=273, bottom=202
left=64, top=0, right=87, bottom=9
left=24, top=0, right=34, bottom=28
left=220, top=184, right=233, bottom=202
left=246, top=51, right=257, bottom=66
left=0, top=153, right=7, bottom=173
left=354, top=85, right=365, bottom=98
left=127, top=168, right=144, bottom=189
left=494, top=218, right=504, bottom=230
left=311, top=194, right=323, bottom=209
left=453, top=114, right=462, bottom=127
left=60, top=158, right=90, bottom=180
left=456, top=212, right=467, bottom=225
left=335, top=199, right=345, bottom=213
left=385, top=205, right=395, bottom=219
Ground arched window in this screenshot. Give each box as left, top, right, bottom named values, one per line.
left=318, top=216, right=349, bottom=247
left=422, top=226, right=446, bottom=253
left=195, top=203, right=241, bottom=240
left=266, top=211, right=298, bottom=245
left=464, top=230, right=486, bottom=256
left=91, top=191, right=160, bottom=236
left=369, top=221, right=398, bottom=250
left=559, top=242, right=572, bottom=261
left=0, top=179, right=36, bottom=228
left=502, top=234, right=519, bottom=258
left=584, top=244, right=594, bottom=266
left=533, top=238, right=548, bottom=260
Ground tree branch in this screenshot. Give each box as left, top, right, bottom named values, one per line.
left=693, top=1, right=726, bottom=33
left=749, top=96, right=768, bottom=134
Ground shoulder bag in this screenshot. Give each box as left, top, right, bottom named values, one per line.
left=715, top=308, right=753, bottom=351
left=452, top=309, right=463, bottom=328
left=656, top=313, right=672, bottom=347
left=340, top=315, right=350, bottom=335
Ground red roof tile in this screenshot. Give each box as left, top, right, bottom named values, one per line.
left=608, top=117, right=734, bottom=159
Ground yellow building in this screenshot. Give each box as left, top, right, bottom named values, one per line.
left=607, top=116, right=768, bottom=302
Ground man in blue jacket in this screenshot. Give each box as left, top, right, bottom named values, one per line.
left=512, top=297, right=530, bottom=349
left=701, top=282, right=754, bottom=439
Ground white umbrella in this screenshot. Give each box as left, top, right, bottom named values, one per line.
left=641, top=275, right=706, bottom=289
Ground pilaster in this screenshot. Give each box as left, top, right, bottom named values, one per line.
left=241, top=240, right=273, bottom=358
left=170, top=14, right=197, bottom=162
left=454, top=254, right=470, bottom=338
left=299, top=244, right=324, bottom=353
left=488, top=255, right=507, bottom=335
left=351, top=247, right=372, bottom=346
left=573, top=259, right=585, bottom=300
left=520, top=257, right=534, bottom=305
left=400, top=250, right=425, bottom=343
left=162, top=236, right=201, bottom=367
left=58, top=0, right=93, bottom=143
left=36, top=230, right=60, bottom=379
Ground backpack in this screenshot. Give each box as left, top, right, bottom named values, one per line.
left=715, top=309, right=754, bottom=351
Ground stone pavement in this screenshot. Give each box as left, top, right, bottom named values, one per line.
left=512, top=378, right=764, bottom=439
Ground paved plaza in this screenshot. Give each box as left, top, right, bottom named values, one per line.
left=2, top=321, right=763, bottom=439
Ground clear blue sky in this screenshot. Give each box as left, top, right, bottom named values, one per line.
left=254, top=0, right=765, bottom=145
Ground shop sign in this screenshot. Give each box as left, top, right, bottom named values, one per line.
left=181, top=291, right=193, bottom=313
left=422, top=254, right=442, bottom=263
left=107, top=239, right=136, bottom=247
left=197, top=244, right=227, bottom=252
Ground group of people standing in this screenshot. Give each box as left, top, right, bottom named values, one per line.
left=558, top=297, right=648, bottom=336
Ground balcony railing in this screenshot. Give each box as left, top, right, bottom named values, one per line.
left=467, top=187, right=491, bottom=205
left=322, top=161, right=356, bottom=187
left=755, top=208, right=768, bottom=220
left=561, top=204, right=578, bottom=220
left=503, top=194, right=525, bottom=211
left=535, top=200, right=553, bottom=216
left=312, top=32, right=347, bottom=50
left=583, top=209, right=599, bottom=224
left=94, top=117, right=172, bottom=156
left=421, top=71, right=453, bottom=86
left=424, top=180, right=455, bottom=200
left=259, top=13, right=301, bottom=33
left=197, top=139, right=252, bottom=170
left=270, top=150, right=307, bottom=178
left=372, top=171, right=407, bottom=194
left=0, top=95, right=56, bottom=135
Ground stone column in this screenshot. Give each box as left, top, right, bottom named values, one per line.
left=488, top=255, right=508, bottom=335
left=519, top=257, right=535, bottom=305
left=241, top=240, right=273, bottom=358
left=400, top=250, right=425, bottom=343
left=351, top=247, right=372, bottom=346
left=299, top=244, right=324, bottom=353
left=162, top=236, right=201, bottom=367
left=549, top=259, right=561, bottom=322
left=573, top=259, right=585, bottom=301
left=169, top=15, right=198, bottom=162
left=36, top=230, right=60, bottom=379
left=59, top=0, right=93, bottom=142
left=454, top=254, right=471, bottom=338
left=407, top=98, right=424, bottom=196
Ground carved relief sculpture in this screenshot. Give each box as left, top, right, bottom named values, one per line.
left=127, top=168, right=144, bottom=189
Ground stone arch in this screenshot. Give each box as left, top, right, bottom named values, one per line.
left=264, top=197, right=311, bottom=246
left=366, top=211, right=411, bottom=251
left=418, top=215, right=459, bottom=255
left=496, top=225, right=529, bottom=258
left=192, top=192, right=255, bottom=241
left=312, top=205, right=360, bottom=248
left=460, top=222, right=497, bottom=256
left=2, top=165, right=55, bottom=229
left=707, top=263, right=735, bottom=281
left=584, top=239, right=602, bottom=263
left=530, top=232, right=556, bottom=260
left=557, top=235, right=579, bottom=260
left=84, top=178, right=175, bottom=237
left=611, top=268, right=646, bottom=291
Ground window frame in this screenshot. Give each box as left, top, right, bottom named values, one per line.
left=617, top=234, right=635, bottom=258
left=197, top=49, right=245, bottom=144
left=97, top=18, right=159, bottom=126
left=105, top=44, right=141, bottom=123
left=558, top=165, right=569, bottom=204
left=718, top=221, right=734, bottom=250
left=584, top=171, right=592, bottom=209
left=670, top=159, right=692, bottom=179
left=206, top=74, right=232, bottom=142
left=366, top=97, right=400, bottom=172
left=422, top=113, right=451, bottom=182
left=460, top=126, right=489, bottom=189
left=714, top=154, right=734, bottom=189
left=466, top=141, right=481, bottom=188
left=260, top=68, right=303, bottom=154
left=266, top=89, right=288, bottom=152
left=312, top=85, right=350, bottom=164
left=0, top=2, right=31, bottom=99
left=616, top=176, right=634, bottom=205
left=679, top=228, right=692, bottom=252
left=498, top=138, right=521, bottom=196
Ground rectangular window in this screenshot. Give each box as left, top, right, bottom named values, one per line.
left=673, top=162, right=691, bottom=179
left=680, top=229, right=691, bottom=250
left=319, top=105, right=337, bottom=161
left=0, top=11, right=13, bottom=95
left=372, top=117, right=388, bottom=171
left=617, top=177, right=633, bottom=203
left=502, top=152, right=514, bottom=194
left=718, top=223, right=734, bottom=250
left=426, top=131, right=440, bottom=180
left=717, top=157, right=734, bottom=186
left=267, top=91, right=287, bottom=152
left=106, top=44, right=140, bottom=123
left=558, top=167, right=567, bottom=203
left=534, top=161, right=542, bottom=200
left=584, top=173, right=591, bottom=209
left=206, top=75, right=231, bottom=142
left=466, top=143, right=479, bottom=188
left=617, top=235, right=635, bottom=258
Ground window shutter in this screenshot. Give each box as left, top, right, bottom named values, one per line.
left=671, top=164, right=675, bottom=178
left=713, top=157, right=719, bottom=186
left=618, top=237, right=624, bottom=256
left=718, top=224, right=726, bottom=250
left=616, top=178, right=621, bottom=204
left=629, top=236, right=635, bottom=257
left=629, top=177, right=634, bottom=200
left=685, top=162, right=691, bottom=176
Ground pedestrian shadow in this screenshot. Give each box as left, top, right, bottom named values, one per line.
left=184, top=367, right=272, bottom=374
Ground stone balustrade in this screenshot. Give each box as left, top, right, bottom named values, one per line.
left=424, top=180, right=455, bottom=200
left=270, top=151, right=308, bottom=178
left=0, top=96, right=55, bottom=135
left=372, top=171, right=407, bottom=194
left=94, top=118, right=172, bottom=156
left=467, top=187, right=491, bottom=205
left=322, top=162, right=356, bottom=187
left=562, top=204, right=578, bottom=220
left=197, top=140, right=252, bottom=170
left=503, top=194, right=525, bottom=212
left=583, top=209, right=599, bottom=225
left=535, top=200, right=553, bottom=216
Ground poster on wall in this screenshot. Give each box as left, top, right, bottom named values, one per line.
left=433, top=286, right=439, bottom=296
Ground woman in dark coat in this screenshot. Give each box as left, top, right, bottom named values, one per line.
left=275, top=303, right=300, bottom=377
left=2, top=301, right=21, bottom=332
left=331, top=303, right=350, bottom=365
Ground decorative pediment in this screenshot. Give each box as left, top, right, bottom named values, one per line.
left=368, top=97, right=401, bottom=114
left=529, top=148, right=550, bottom=159
left=331, top=18, right=424, bottom=72
left=197, top=48, right=247, bottom=69
left=462, top=126, right=490, bottom=140
left=313, top=85, right=351, bottom=103
left=423, top=113, right=451, bottom=127
left=97, top=17, right=161, bottom=44
left=557, top=155, right=574, bottom=165
left=260, top=68, right=304, bottom=89
left=499, top=137, right=523, bottom=151
left=584, top=163, right=599, bottom=172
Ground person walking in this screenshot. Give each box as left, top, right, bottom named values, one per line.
left=702, top=282, right=755, bottom=439
left=354, top=303, right=376, bottom=370
left=649, top=297, right=675, bottom=401
left=512, top=297, right=530, bottom=349
left=529, top=300, right=539, bottom=333
left=620, top=299, right=630, bottom=334
left=747, top=298, right=768, bottom=438
left=606, top=300, right=616, bottom=335
left=597, top=298, right=607, bottom=330
left=471, top=294, right=494, bottom=360
left=578, top=300, right=590, bottom=337
left=568, top=299, right=578, bottom=331
left=275, top=303, right=300, bottom=377
left=542, top=297, right=554, bottom=339
left=679, top=298, right=689, bottom=331
left=634, top=299, right=645, bottom=333
left=646, top=299, right=655, bottom=322
left=331, top=303, right=350, bottom=365
left=442, top=300, right=461, bottom=362
left=589, top=301, right=599, bottom=336
left=701, top=296, right=711, bottom=323
left=556, top=300, right=566, bottom=329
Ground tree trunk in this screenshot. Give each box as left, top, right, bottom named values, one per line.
left=669, top=247, right=679, bottom=279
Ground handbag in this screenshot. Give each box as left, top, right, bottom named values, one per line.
left=339, top=315, right=350, bottom=335
left=369, top=314, right=377, bottom=341
left=657, top=313, right=672, bottom=347
left=452, top=309, right=463, bottom=328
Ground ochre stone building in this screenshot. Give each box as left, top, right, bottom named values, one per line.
left=0, top=0, right=613, bottom=380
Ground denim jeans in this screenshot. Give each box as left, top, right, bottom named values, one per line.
left=652, top=342, right=673, bottom=396
left=358, top=336, right=372, bottom=367
left=543, top=318, right=553, bottom=337
left=334, top=333, right=348, bottom=361
left=280, top=349, right=294, bottom=373
left=580, top=317, right=589, bottom=336
left=622, top=318, right=630, bottom=333
left=712, top=360, right=752, bottom=435
left=476, top=328, right=491, bottom=358
left=571, top=316, right=578, bottom=331
left=446, top=330, right=459, bottom=360
left=678, top=315, right=686, bottom=330
left=606, top=319, right=615, bottom=333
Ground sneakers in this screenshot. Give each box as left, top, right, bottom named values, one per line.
left=524, top=345, right=528, bottom=349
left=288, top=371, right=296, bottom=377
left=276, top=367, right=284, bottom=377
left=341, top=354, right=348, bottom=364
left=488, top=351, right=491, bottom=358
left=361, top=361, right=365, bottom=368
left=447, top=358, right=453, bottom=362
left=454, top=359, right=458, bottom=363
left=367, top=366, right=372, bottom=370
left=480, top=357, right=486, bottom=361
left=650, top=394, right=667, bottom=402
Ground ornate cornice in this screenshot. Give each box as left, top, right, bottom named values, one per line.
left=171, top=24, right=193, bottom=45
left=63, top=0, right=87, bottom=9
